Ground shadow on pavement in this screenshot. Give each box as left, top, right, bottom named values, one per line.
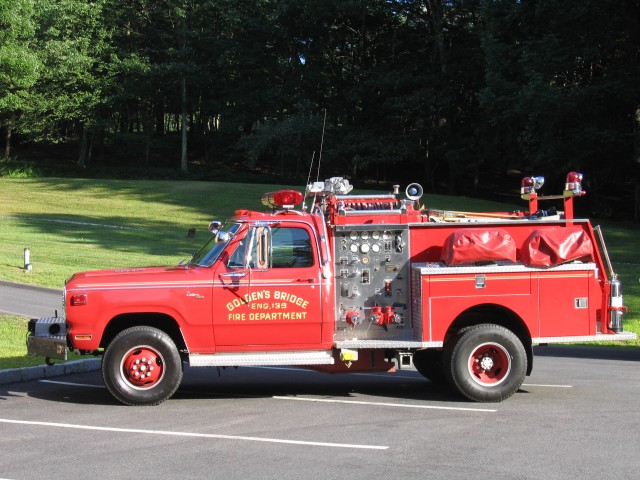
left=0, top=366, right=469, bottom=407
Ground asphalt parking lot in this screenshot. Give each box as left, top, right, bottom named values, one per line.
left=1, top=347, right=639, bottom=480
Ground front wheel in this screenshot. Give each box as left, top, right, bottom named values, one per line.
left=444, top=324, right=526, bottom=403
left=102, top=326, right=183, bottom=406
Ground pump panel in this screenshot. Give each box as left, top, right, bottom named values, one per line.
left=333, top=226, right=414, bottom=341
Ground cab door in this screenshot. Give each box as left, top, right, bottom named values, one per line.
left=212, top=223, right=323, bottom=349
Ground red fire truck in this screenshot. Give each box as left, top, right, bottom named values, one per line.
left=27, top=172, right=634, bottom=405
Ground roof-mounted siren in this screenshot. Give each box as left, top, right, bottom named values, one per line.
left=262, top=190, right=304, bottom=210
left=406, top=183, right=423, bottom=201
left=402, top=183, right=423, bottom=213
left=520, top=176, right=545, bottom=212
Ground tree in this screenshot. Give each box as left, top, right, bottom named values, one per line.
left=0, top=0, right=39, bottom=157
left=480, top=0, right=640, bottom=212
left=3, top=0, right=637, bottom=216
left=103, top=0, right=237, bottom=171
left=17, top=0, right=112, bottom=167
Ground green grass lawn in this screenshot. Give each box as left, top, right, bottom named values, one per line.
left=0, top=177, right=637, bottom=372
left=0, top=315, right=40, bottom=369
left=0, top=315, right=81, bottom=369
left=0, top=178, right=273, bottom=287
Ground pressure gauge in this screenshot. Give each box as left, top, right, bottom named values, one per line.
left=350, top=231, right=358, bottom=240
left=350, top=244, right=359, bottom=253
left=382, top=231, right=392, bottom=240
left=371, top=243, right=381, bottom=253
left=361, top=232, right=369, bottom=240
left=372, top=231, right=380, bottom=240
left=361, top=243, right=370, bottom=254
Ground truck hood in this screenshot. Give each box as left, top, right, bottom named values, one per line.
left=66, top=266, right=193, bottom=289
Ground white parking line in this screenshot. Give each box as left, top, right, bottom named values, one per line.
left=39, top=380, right=105, bottom=388
left=258, top=368, right=573, bottom=388
left=522, top=383, right=573, bottom=388
left=253, top=366, right=318, bottom=373
left=0, top=418, right=388, bottom=450
left=254, top=366, right=421, bottom=379
left=273, top=396, right=497, bottom=412
left=351, top=372, right=421, bottom=379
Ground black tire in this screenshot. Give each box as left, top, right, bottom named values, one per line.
left=443, top=324, right=526, bottom=403
left=413, top=349, right=445, bottom=384
left=102, top=326, right=183, bottom=406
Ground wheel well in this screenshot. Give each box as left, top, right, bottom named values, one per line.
left=100, top=313, right=188, bottom=357
left=444, top=304, right=533, bottom=375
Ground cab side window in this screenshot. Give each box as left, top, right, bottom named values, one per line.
left=227, top=239, right=246, bottom=268
left=272, top=227, right=314, bottom=268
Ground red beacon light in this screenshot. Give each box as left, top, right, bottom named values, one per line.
left=564, top=171, right=584, bottom=195
left=520, top=176, right=545, bottom=196
left=521, top=176, right=545, bottom=213
left=261, top=190, right=304, bottom=210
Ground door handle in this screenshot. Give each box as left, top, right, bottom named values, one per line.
left=220, top=272, right=247, bottom=279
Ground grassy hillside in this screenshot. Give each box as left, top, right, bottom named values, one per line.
left=0, top=178, right=271, bottom=287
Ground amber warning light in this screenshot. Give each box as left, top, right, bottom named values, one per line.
left=261, top=190, right=303, bottom=210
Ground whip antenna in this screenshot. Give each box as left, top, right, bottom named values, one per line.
left=302, top=108, right=327, bottom=211
left=316, top=109, right=327, bottom=184
left=302, top=151, right=316, bottom=212
left=310, top=109, right=328, bottom=211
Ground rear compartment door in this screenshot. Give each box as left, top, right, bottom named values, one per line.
left=538, top=270, right=593, bottom=337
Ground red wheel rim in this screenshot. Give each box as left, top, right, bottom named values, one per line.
left=121, top=347, right=165, bottom=389
left=467, top=342, right=511, bottom=387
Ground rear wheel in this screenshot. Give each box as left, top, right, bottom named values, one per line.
left=102, top=326, right=183, bottom=406
left=444, top=324, right=526, bottom=402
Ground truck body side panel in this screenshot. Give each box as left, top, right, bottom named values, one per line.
left=65, top=268, right=215, bottom=352
left=413, top=263, right=600, bottom=342
left=424, top=271, right=535, bottom=342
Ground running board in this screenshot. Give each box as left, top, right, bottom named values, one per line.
left=533, top=331, right=637, bottom=344
left=189, top=350, right=335, bottom=367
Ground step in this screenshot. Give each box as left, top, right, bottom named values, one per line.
left=189, top=350, right=335, bottom=367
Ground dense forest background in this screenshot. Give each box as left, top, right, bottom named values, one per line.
left=1, top=0, right=639, bottom=218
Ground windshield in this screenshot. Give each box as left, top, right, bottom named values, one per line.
left=189, top=223, right=241, bottom=267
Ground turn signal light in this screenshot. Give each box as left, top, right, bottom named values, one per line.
left=261, top=190, right=303, bottom=209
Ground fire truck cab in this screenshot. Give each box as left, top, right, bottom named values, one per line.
left=28, top=173, right=634, bottom=406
